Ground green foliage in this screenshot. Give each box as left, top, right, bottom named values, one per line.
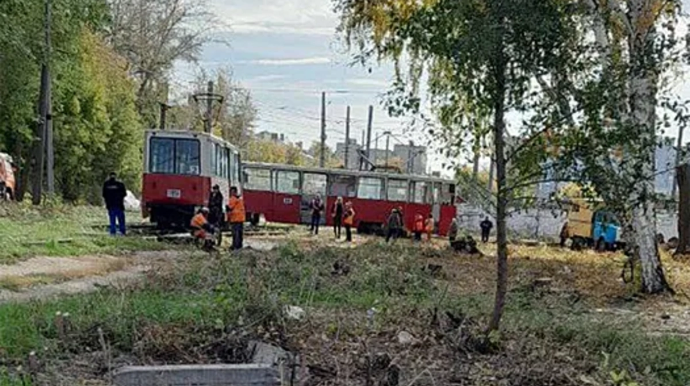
left=0, top=0, right=142, bottom=203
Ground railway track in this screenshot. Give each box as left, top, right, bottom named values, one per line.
left=91, top=223, right=294, bottom=244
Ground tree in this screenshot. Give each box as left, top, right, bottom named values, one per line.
left=107, top=0, right=220, bottom=127
left=0, top=0, right=110, bottom=201
left=306, top=142, right=340, bottom=169
left=166, top=68, right=257, bottom=146
left=548, top=0, right=681, bottom=293
left=245, top=139, right=306, bottom=166
left=336, top=0, right=576, bottom=331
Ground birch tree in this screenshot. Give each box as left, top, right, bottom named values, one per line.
left=336, top=0, right=578, bottom=331
left=550, top=0, right=683, bottom=293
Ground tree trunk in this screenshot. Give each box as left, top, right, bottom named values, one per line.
left=472, top=147, right=480, bottom=182
left=626, top=5, right=671, bottom=294
left=488, top=52, right=508, bottom=333
left=676, top=163, right=690, bottom=254
left=633, top=202, right=672, bottom=293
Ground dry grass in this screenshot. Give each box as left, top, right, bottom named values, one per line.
left=0, top=256, right=127, bottom=290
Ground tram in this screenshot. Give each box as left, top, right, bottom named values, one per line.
left=141, top=129, right=241, bottom=227
left=242, top=162, right=458, bottom=236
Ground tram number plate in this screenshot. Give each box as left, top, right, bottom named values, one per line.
left=283, top=197, right=293, bottom=205
left=166, top=189, right=181, bottom=199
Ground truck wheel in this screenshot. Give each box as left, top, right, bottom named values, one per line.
left=595, top=238, right=606, bottom=252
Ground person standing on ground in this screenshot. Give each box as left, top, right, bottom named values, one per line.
left=413, top=214, right=424, bottom=242
left=102, top=172, right=127, bottom=236
left=386, top=208, right=402, bottom=243
left=480, top=217, right=493, bottom=243
left=425, top=214, right=434, bottom=241
left=208, top=185, right=224, bottom=228
left=448, top=217, right=459, bottom=247
left=227, top=186, right=246, bottom=251
left=560, top=221, right=570, bottom=248
left=332, top=196, right=344, bottom=239
left=343, top=201, right=355, bottom=242
left=310, top=193, right=324, bottom=235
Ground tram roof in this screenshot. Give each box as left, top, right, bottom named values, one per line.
left=145, top=129, right=239, bottom=150
left=244, top=162, right=454, bottom=184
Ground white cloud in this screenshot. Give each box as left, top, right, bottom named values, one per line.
left=346, top=78, right=390, bottom=88
left=211, top=0, right=336, bottom=36
left=248, top=74, right=288, bottom=82
left=248, top=57, right=331, bottom=66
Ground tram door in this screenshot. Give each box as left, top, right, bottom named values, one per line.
left=301, top=173, right=328, bottom=225
left=432, top=182, right=442, bottom=224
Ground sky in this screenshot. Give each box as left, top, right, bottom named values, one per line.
left=171, top=0, right=452, bottom=174
left=172, top=0, right=690, bottom=178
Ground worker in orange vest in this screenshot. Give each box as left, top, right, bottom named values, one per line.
left=190, top=207, right=214, bottom=250
left=343, top=201, right=355, bottom=242
left=413, top=214, right=424, bottom=242
left=227, top=186, right=246, bottom=251
left=425, top=214, right=434, bottom=241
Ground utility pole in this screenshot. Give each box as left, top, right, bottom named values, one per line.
left=360, top=130, right=365, bottom=170
left=32, top=0, right=52, bottom=204
left=374, top=133, right=379, bottom=166
left=365, top=105, right=373, bottom=170
left=204, top=81, right=213, bottom=134
left=344, top=106, right=351, bottom=169
left=159, top=103, right=169, bottom=130
left=45, top=0, right=54, bottom=196
left=320, top=92, right=326, bottom=168
left=384, top=131, right=391, bottom=168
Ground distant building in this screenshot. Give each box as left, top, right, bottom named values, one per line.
left=335, top=139, right=362, bottom=170
left=533, top=136, right=680, bottom=198
left=393, top=143, right=427, bottom=175
left=255, top=131, right=285, bottom=143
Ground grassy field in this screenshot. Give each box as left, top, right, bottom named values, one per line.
left=1, top=239, right=689, bottom=385
left=0, top=203, right=164, bottom=263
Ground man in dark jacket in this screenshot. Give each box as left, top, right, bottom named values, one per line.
left=208, top=185, right=224, bottom=227
left=310, top=194, right=324, bottom=235
left=480, top=217, right=493, bottom=243
left=386, top=208, right=402, bottom=243
left=102, top=172, right=127, bottom=235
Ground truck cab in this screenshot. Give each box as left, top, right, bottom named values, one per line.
left=565, top=198, right=622, bottom=251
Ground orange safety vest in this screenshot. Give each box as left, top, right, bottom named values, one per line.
left=414, top=215, right=424, bottom=232
left=228, top=196, right=246, bottom=223
left=425, top=218, right=434, bottom=233
left=191, top=213, right=208, bottom=238
left=343, top=208, right=355, bottom=226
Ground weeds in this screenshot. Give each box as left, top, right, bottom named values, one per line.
left=0, top=204, right=163, bottom=263
left=0, top=241, right=689, bottom=385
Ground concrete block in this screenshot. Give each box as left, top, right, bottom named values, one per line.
left=113, top=364, right=279, bottom=386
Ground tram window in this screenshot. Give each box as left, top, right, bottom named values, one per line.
left=149, top=137, right=200, bottom=175
left=330, top=175, right=357, bottom=198
left=244, top=168, right=271, bottom=191
left=387, top=179, right=408, bottom=202
left=410, top=181, right=429, bottom=204
left=432, top=183, right=441, bottom=204
left=176, top=139, right=201, bottom=175
left=440, top=183, right=454, bottom=205
left=358, top=177, right=383, bottom=200
left=275, top=170, right=300, bottom=194
left=303, top=173, right=328, bottom=196
left=232, top=152, right=241, bottom=187
left=149, top=138, right=175, bottom=174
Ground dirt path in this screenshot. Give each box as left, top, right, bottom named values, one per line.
left=0, top=250, right=194, bottom=303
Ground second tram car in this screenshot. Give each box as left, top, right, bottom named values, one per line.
left=141, top=129, right=241, bottom=227
left=242, top=162, right=457, bottom=236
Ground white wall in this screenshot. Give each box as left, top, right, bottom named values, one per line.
left=457, top=203, right=679, bottom=241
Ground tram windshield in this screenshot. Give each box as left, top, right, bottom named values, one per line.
left=149, top=137, right=200, bottom=175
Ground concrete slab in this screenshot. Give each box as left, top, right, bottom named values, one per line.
left=113, top=364, right=279, bottom=386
